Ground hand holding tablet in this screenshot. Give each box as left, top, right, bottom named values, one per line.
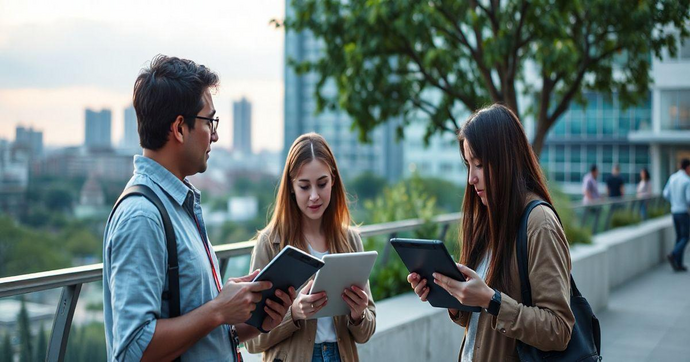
left=307, top=251, right=378, bottom=319
left=391, top=238, right=481, bottom=312
left=245, top=245, right=325, bottom=329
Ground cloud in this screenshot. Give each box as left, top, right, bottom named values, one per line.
left=0, top=17, right=283, bottom=90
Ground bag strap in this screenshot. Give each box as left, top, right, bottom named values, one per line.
left=516, top=200, right=572, bottom=306
left=108, top=185, right=181, bottom=320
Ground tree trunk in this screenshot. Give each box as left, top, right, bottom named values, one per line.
left=532, top=114, right=549, bottom=157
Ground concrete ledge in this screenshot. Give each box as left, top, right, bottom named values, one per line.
left=243, top=215, right=676, bottom=362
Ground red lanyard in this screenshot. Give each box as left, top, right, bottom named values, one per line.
left=192, top=214, right=222, bottom=293
left=193, top=213, right=243, bottom=362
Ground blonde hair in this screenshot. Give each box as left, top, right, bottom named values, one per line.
left=263, top=133, right=353, bottom=253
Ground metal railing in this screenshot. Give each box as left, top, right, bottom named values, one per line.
left=0, top=195, right=667, bottom=361
left=0, top=212, right=460, bottom=362
left=571, top=194, right=667, bottom=234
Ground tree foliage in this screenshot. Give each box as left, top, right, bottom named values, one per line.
left=280, top=0, right=690, bottom=154
left=1, top=332, right=12, bottom=362
left=17, top=299, right=32, bottom=362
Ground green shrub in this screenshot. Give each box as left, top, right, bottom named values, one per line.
left=610, top=210, right=642, bottom=228
left=648, top=205, right=669, bottom=219
left=549, top=185, right=592, bottom=245
left=363, top=173, right=442, bottom=301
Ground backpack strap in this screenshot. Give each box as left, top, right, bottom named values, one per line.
left=516, top=199, right=565, bottom=306
left=108, top=185, right=181, bottom=320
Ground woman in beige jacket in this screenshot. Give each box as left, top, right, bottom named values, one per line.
left=246, top=133, right=376, bottom=362
left=408, top=105, right=575, bottom=361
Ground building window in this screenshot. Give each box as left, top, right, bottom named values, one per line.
left=679, top=35, right=690, bottom=60
left=586, top=146, right=598, bottom=166
left=555, top=145, right=565, bottom=163
left=660, top=90, right=690, bottom=131
left=635, top=146, right=650, bottom=166
left=570, top=145, right=581, bottom=163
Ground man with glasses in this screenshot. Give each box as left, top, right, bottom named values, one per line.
left=103, top=55, right=295, bottom=361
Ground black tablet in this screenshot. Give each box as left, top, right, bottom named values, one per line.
left=245, top=245, right=325, bottom=328
left=390, top=238, right=481, bottom=312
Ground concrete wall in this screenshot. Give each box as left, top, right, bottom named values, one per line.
left=243, top=216, right=676, bottom=362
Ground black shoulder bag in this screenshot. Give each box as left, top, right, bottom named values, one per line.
left=515, top=200, right=602, bottom=361
left=108, top=185, right=181, bottom=362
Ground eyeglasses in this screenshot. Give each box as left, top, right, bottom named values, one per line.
left=194, top=116, right=219, bottom=135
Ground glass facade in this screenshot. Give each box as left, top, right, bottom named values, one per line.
left=660, top=90, right=690, bottom=131
left=542, top=92, right=651, bottom=186
left=284, top=24, right=403, bottom=181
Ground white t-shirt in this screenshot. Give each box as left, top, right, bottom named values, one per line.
left=307, top=244, right=338, bottom=343
left=461, top=253, right=491, bottom=362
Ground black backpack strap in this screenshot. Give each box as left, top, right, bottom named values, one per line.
left=108, top=185, right=181, bottom=320
left=516, top=200, right=564, bottom=306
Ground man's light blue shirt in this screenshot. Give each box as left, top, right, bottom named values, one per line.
left=663, top=169, right=690, bottom=214
left=103, top=155, right=236, bottom=361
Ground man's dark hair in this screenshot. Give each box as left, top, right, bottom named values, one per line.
left=682, top=159, right=690, bottom=170
left=590, top=164, right=598, bottom=173
left=133, top=55, right=219, bottom=150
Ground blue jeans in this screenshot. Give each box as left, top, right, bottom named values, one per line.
left=672, top=213, right=690, bottom=266
left=312, top=342, right=341, bottom=362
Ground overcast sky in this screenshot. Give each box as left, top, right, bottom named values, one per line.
left=0, top=0, right=285, bottom=152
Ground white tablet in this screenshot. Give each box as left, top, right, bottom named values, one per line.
left=308, top=251, right=378, bottom=319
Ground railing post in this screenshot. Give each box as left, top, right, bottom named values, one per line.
left=47, top=283, right=82, bottom=362
left=592, top=207, right=602, bottom=234
left=380, top=232, right=397, bottom=266
left=438, top=224, right=450, bottom=241
left=219, top=257, right=229, bottom=280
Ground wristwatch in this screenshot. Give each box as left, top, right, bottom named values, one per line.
left=486, top=289, right=502, bottom=316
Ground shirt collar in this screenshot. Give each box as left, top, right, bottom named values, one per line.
left=133, top=155, right=193, bottom=206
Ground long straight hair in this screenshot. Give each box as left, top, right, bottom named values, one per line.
left=263, top=133, right=353, bottom=253
left=458, top=104, right=552, bottom=292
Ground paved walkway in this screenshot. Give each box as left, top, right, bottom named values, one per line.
left=599, top=255, right=690, bottom=362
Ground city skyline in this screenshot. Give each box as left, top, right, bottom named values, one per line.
left=0, top=0, right=285, bottom=152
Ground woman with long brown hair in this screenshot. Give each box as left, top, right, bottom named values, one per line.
left=246, top=133, right=376, bottom=362
left=408, top=104, right=574, bottom=361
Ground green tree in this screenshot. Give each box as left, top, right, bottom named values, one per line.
left=44, top=186, right=75, bottom=213
left=1, top=332, right=13, bottom=362
left=364, top=174, right=442, bottom=300
left=34, top=324, right=47, bottom=362
left=348, top=172, right=388, bottom=202
left=279, top=0, right=690, bottom=154
left=17, top=299, right=32, bottom=362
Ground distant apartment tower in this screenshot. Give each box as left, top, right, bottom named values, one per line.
left=233, top=97, right=252, bottom=155
left=121, top=105, right=140, bottom=151
left=85, top=108, right=112, bottom=149
left=284, top=4, right=403, bottom=182
left=15, top=126, right=43, bottom=157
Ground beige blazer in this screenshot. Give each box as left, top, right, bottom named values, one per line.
left=245, top=227, right=376, bottom=362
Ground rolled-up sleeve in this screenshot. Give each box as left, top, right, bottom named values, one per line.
left=108, top=214, right=167, bottom=361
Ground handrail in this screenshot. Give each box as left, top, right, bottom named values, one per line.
left=570, top=194, right=660, bottom=209
left=0, top=197, right=664, bottom=361
left=0, top=212, right=463, bottom=299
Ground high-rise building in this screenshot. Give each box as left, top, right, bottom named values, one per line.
left=540, top=92, right=652, bottom=195
left=630, top=29, right=690, bottom=192
left=121, top=105, right=140, bottom=152
left=232, top=97, right=252, bottom=155
left=85, top=108, right=112, bottom=149
left=15, top=126, right=43, bottom=157
left=284, top=7, right=403, bottom=182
